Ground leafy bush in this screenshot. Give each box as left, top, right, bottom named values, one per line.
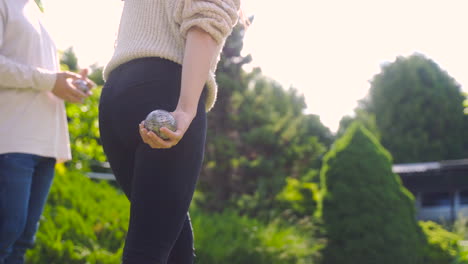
left=191, top=209, right=320, bottom=264
left=276, top=177, right=320, bottom=217
left=26, top=164, right=129, bottom=264
left=420, top=221, right=466, bottom=264
left=65, top=86, right=108, bottom=172
left=319, top=123, right=426, bottom=264
left=27, top=165, right=318, bottom=263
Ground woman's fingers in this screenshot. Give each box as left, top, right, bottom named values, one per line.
left=139, top=122, right=176, bottom=149
left=160, top=127, right=182, bottom=142
left=146, top=130, right=172, bottom=148
left=138, top=109, right=193, bottom=149
left=139, top=123, right=162, bottom=148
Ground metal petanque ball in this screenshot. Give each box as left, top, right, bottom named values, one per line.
left=144, top=110, right=177, bottom=140
left=73, top=79, right=89, bottom=93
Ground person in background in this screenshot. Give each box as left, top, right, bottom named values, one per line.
left=99, top=0, right=244, bottom=263
left=0, top=0, right=94, bottom=263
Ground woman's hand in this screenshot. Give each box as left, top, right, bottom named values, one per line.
left=51, top=69, right=95, bottom=104
left=138, top=110, right=195, bottom=149
left=51, top=71, right=87, bottom=103
left=78, top=68, right=96, bottom=95
left=138, top=27, right=217, bottom=149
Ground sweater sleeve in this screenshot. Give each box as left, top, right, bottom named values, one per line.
left=178, top=0, right=240, bottom=45
left=0, top=1, right=56, bottom=92
left=0, top=55, right=57, bottom=92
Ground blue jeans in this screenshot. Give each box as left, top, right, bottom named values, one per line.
left=0, top=153, right=56, bottom=264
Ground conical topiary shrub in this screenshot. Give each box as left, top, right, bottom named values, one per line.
left=318, top=123, right=425, bottom=264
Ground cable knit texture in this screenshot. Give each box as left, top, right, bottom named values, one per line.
left=103, top=0, right=240, bottom=111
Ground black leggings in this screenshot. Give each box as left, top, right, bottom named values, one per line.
left=98, top=57, right=207, bottom=264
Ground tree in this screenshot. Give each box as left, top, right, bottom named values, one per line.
left=336, top=108, right=380, bottom=140
left=198, top=23, right=332, bottom=215
left=319, top=123, right=425, bottom=264
left=362, top=53, right=466, bottom=163
left=464, top=92, right=468, bottom=115
left=60, top=47, right=79, bottom=72
left=88, top=64, right=105, bottom=86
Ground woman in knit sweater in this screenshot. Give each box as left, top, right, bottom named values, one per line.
left=98, top=0, right=241, bottom=263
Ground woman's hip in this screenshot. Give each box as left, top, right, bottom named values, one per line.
left=99, top=57, right=207, bottom=150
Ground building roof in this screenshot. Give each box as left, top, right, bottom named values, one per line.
left=392, top=159, right=468, bottom=174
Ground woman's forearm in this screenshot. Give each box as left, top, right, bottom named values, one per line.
left=176, top=27, right=219, bottom=117
left=0, top=54, right=57, bottom=91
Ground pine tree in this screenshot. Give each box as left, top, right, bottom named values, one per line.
left=319, top=123, right=425, bottom=264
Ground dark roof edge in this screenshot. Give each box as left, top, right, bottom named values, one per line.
left=392, top=158, right=468, bottom=174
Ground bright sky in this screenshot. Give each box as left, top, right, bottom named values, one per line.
left=42, top=0, right=468, bottom=132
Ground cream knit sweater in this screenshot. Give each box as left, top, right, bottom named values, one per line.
left=103, top=0, right=241, bottom=111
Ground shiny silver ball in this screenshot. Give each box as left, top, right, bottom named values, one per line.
left=73, top=79, right=89, bottom=93
left=144, top=110, right=177, bottom=140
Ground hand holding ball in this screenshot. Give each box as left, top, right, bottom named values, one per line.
left=144, top=110, right=177, bottom=140
left=73, top=79, right=90, bottom=93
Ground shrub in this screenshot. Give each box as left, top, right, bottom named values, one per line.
left=26, top=164, right=129, bottom=264
left=27, top=165, right=318, bottom=263
left=191, top=209, right=319, bottom=264
left=420, top=221, right=465, bottom=264
left=318, top=123, right=426, bottom=264
left=276, top=177, right=320, bottom=217
left=65, top=86, right=107, bottom=172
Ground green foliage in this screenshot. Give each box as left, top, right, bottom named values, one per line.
left=38, top=16, right=326, bottom=264
left=26, top=165, right=318, bottom=263
left=88, top=64, right=105, bottom=86
left=319, top=123, right=426, bottom=264
left=363, top=53, right=466, bottom=163
left=200, top=24, right=332, bottom=215
left=191, top=209, right=320, bottom=264
left=26, top=165, right=129, bottom=264
left=438, top=215, right=468, bottom=263
left=451, top=214, right=468, bottom=240
left=336, top=109, right=380, bottom=140
left=60, top=47, right=79, bottom=72
left=464, top=92, right=468, bottom=115
left=420, top=221, right=464, bottom=264
left=276, top=177, right=320, bottom=217
left=456, top=252, right=468, bottom=264
left=202, top=74, right=330, bottom=215
left=65, top=86, right=107, bottom=172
